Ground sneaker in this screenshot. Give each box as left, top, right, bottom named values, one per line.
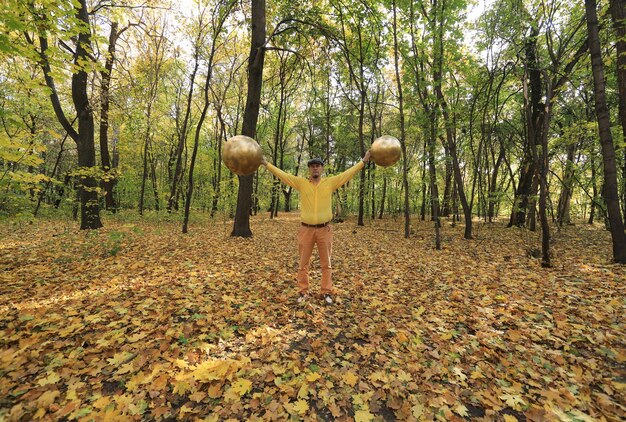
left=297, top=294, right=308, bottom=303
left=324, top=295, right=333, bottom=305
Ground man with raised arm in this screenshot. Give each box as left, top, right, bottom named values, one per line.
left=261, top=151, right=371, bottom=304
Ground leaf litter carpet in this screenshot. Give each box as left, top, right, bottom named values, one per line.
left=0, top=214, right=625, bottom=421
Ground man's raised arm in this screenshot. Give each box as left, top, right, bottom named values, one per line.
left=327, top=150, right=371, bottom=191
left=261, top=157, right=304, bottom=190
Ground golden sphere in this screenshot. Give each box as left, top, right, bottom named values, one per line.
left=223, top=135, right=263, bottom=176
left=370, top=135, right=401, bottom=167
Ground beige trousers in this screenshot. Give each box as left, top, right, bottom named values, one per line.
left=297, top=224, right=333, bottom=294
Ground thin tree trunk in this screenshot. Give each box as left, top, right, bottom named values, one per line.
left=34, top=129, right=70, bottom=216
left=428, top=116, right=441, bottom=249
left=441, top=141, right=452, bottom=217
left=99, top=22, right=120, bottom=212
left=232, top=0, right=266, bottom=237
left=392, top=0, right=411, bottom=237
left=589, top=143, right=598, bottom=224
left=150, top=155, right=159, bottom=211
left=538, top=86, right=552, bottom=267
left=357, top=88, right=366, bottom=226
left=435, top=85, right=472, bottom=238
left=183, top=1, right=233, bottom=233
left=557, top=141, right=577, bottom=226
left=488, top=142, right=505, bottom=222
left=269, top=80, right=285, bottom=219
left=585, top=0, right=626, bottom=262
left=610, top=0, right=626, bottom=222
left=169, top=41, right=200, bottom=213
left=378, top=176, right=387, bottom=219
left=138, top=136, right=149, bottom=215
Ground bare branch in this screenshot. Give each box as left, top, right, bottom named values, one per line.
left=90, top=1, right=171, bottom=15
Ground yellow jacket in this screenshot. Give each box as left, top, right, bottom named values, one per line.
left=266, top=161, right=365, bottom=225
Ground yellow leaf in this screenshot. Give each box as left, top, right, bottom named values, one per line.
left=292, top=400, right=309, bottom=415
left=355, top=409, right=375, bottom=422
left=172, top=380, right=192, bottom=395
left=208, top=382, right=224, bottom=398
left=503, top=415, right=519, bottom=422
left=230, top=378, right=252, bottom=396
left=297, top=382, right=309, bottom=399
left=470, top=368, right=484, bottom=379
left=92, top=395, right=111, bottom=409
left=306, top=372, right=321, bottom=382
left=453, top=403, right=469, bottom=417
left=396, top=370, right=412, bottom=383
left=612, top=380, right=626, bottom=391
left=114, top=394, right=134, bottom=412
left=37, top=390, right=60, bottom=408
left=507, top=330, right=522, bottom=341
left=191, top=358, right=249, bottom=382
left=107, top=352, right=134, bottom=366
left=396, top=331, right=409, bottom=344
left=178, top=404, right=194, bottom=418
left=126, top=372, right=146, bottom=392
left=412, top=402, right=425, bottom=418
left=189, top=391, right=207, bottom=402
left=33, top=408, right=47, bottom=419
left=342, top=371, right=358, bottom=387
left=174, top=359, right=189, bottom=369
left=38, top=372, right=61, bottom=386
left=116, top=362, right=135, bottom=375
left=368, top=371, right=388, bottom=384
left=452, top=367, right=467, bottom=382
left=127, top=332, right=149, bottom=343
left=499, top=393, right=526, bottom=410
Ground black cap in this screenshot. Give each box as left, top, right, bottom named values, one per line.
left=307, top=158, right=324, bottom=166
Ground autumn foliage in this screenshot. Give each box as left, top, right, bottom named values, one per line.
left=1, top=215, right=625, bottom=420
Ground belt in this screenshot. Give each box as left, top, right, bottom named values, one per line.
left=301, top=221, right=330, bottom=228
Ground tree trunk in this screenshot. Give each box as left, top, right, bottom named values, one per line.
left=420, top=136, right=427, bottom=221
left=232, top=0, right=266, bottom=237
left=169, top=43, right=199, bottom=213
left=211, top=114, right=225, bottom=218
left=183, top=1, right=233, bottom=233
left=428, top=115, right=441, bottom=249
left=150, top=155, right=159, bottom=211
left=509, top=28, right=541, bottom=228
left=538, top=95, right=552, bottom=267
left=488, top=142, right=505, bottom=221
left=357, top=88, right=366, bottom=226
left=34, top=130, right=70, bottom=216
left=369, top=165, right=375, bottom=220
left=33, top=0, right=102, bottom=229
left=269, top=78, right=285, bottom=219
left=585, top=0, right=626, bottom=263
left=392, top=0, right=411, bottom=237
left=70, top=1, right=102, bottom=229
left=557, top=141, right=577, bottom=226
left=99, top=22, right=120, bottom=212
left=441, top=141, right=452, bottom=217
left=378, top=176, right=387, bottom=219
left=610, top=0, right=626, bottom=222
left=589, top=142, right=598, bottom=224
left=435, top=86, right=472, bottom=239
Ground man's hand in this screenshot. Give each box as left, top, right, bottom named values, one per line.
left=363, top=150, right=371, bottom=163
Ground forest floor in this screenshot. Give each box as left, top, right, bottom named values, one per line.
left=0, top=213, right=625, bottom=421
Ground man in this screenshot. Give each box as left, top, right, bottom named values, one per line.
left=261, top=151, right=371, bottom=304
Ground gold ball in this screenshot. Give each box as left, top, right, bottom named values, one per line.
left=222, top=135, right=263, bottom=176
left=370, top=135, right=401, bottom=167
